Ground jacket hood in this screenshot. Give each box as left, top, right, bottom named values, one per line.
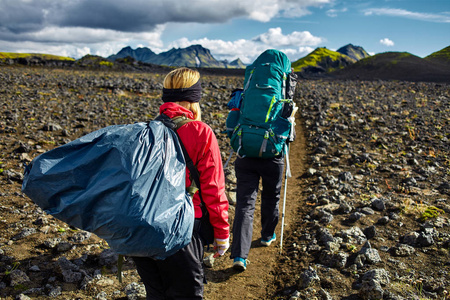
left=159, top=102, right=195, bottom=120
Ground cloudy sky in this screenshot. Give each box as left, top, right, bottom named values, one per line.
left=1, top=0, right=449, bottom=64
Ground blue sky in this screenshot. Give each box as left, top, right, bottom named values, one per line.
left=1, top=0, right=449, bottom=64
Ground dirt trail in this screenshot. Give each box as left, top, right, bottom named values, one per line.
left=203, top=117, right=309, bottom=300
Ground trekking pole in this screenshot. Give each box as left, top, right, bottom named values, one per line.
left=223, top=148, right=234, bottom=169
left=279, top=144, right=291, bottom=254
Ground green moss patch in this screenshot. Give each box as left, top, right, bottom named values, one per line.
left=0, top=52, right=75, bottom=61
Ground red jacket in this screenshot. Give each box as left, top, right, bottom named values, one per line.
left=159, top=102, right=229, bottom=240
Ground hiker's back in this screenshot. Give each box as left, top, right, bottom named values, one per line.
left=229, top=49, right=297, bottom=158
left=240, top=49, right=291, bottom=124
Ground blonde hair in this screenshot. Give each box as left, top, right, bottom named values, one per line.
left=163, top=68, right=202, bottom=121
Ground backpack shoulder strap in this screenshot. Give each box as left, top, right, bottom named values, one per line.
left=154, top=114, right=203, bottom=201
left=172, top=115, right=192, bottom=129
left=155, top=113, right=215, bottom=245
left=172, top=116, right=203, bottom=199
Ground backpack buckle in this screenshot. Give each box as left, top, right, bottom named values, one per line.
left=269, top=129, right=275, bottom=137
left=187, top=185, right=198, bottom=197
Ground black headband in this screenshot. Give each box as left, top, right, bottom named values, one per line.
left=162, top=80, right=202, bottom=103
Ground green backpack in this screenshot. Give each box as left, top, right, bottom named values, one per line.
left=229, top=49, right=297, bottom=158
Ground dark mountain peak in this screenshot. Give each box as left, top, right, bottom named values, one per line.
left=180, top=45, right=212, bottom=57
left=108, top=46, right=157, bottom=63
left=230, top=58, right=243, bottom=65
left=337, top=44, right=357, bottom=51
left=337, top=44, right=370, bottom=61
left=135, top=46, right=155, bottom=53
left=134, top=47, right=157, bottom=58
left=114, top=47, right=133, bottom=56
left=228, top=58, right=246, bottom=69
left=186, top=44, right=208, bottom=51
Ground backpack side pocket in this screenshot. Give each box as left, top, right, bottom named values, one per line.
left=226, top=109, right=240, bottom=138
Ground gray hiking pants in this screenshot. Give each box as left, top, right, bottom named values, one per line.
left=230, top=156, right=284, bottom=259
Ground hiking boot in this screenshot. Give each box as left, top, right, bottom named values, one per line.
left=261, top=233, right=276, bottom=246
left=233, top=257, right=248, bottom=271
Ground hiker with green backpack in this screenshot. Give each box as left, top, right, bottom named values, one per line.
left=132, top=67, right=230, bottom=299
left=226, top=49, right=298, bottom=271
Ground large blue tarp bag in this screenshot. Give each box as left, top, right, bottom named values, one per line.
left=21, top=121, right=194, bottom=260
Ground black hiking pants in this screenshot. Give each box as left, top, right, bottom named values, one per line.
left=230, top=156, right=284, bottom=259
left=132, top=220, right=205, bottom=300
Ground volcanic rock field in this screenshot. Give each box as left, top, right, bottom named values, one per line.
left=0, top=66, right=449, bottom=300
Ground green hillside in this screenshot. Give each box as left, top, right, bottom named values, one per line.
left=0, top=52, right=74, bottom=61
left=332, top=51, right=450, bottom=83
left=425, top=45, right=450, bottom=65
left=75, top=54, right=114, bottom=68
left=353, top=51, right=415, bottom=67
left=291, top=47, right=356, bottom=73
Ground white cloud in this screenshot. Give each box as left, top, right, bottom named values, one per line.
left=76, top=47, right=91, bottom=58
left=0, top=25, right=166, bottom=59
left=364, top=8, right=450, bottom=23
left=276, top=0, right=332, bottom=19
left=282, top=46, right=315, bottom=59
left=253, top=27, right=323, bottom=46
left=1, top=26, right=321, bottom=61
left=20, top=26, right=164, bottom=46
left=0, top=0, right=330, bottom=60
left=0, top=40, right=87, bottom=59
left=1, top=0, right=334, bottom=35
left=380, top=38, right=394, bottom=47
left=169, top=28, right=322, bottom=64
left=326, top=8, right=348, bottom=17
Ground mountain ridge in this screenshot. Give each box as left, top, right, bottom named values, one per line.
left=425, top=45, right=450, bottom=66
left=108, top=46, right=158, bottom=63
left=331, top=51, right=450, bottom=83
left=108, top=44, right=246, bottom=69
left=1, top=44, right=449, bottom=83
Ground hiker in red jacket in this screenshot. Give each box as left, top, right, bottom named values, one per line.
left=132, top=67, right=230, bottom=299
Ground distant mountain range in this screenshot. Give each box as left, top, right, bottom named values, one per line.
left=108, top=44, right=246, bottom=69
left=1, top=44, right=449, bottom=83
left=290, top=44, right=450, bottom=83
left=107, top=43, right=371, bottom=71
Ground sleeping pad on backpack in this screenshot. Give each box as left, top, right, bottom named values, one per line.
left=21, top=121, right=194, bottom=259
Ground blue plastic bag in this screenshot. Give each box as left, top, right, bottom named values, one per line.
left=22, top=121, right=194, bottom=259
left=227, top=88, right=243, bottom=110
